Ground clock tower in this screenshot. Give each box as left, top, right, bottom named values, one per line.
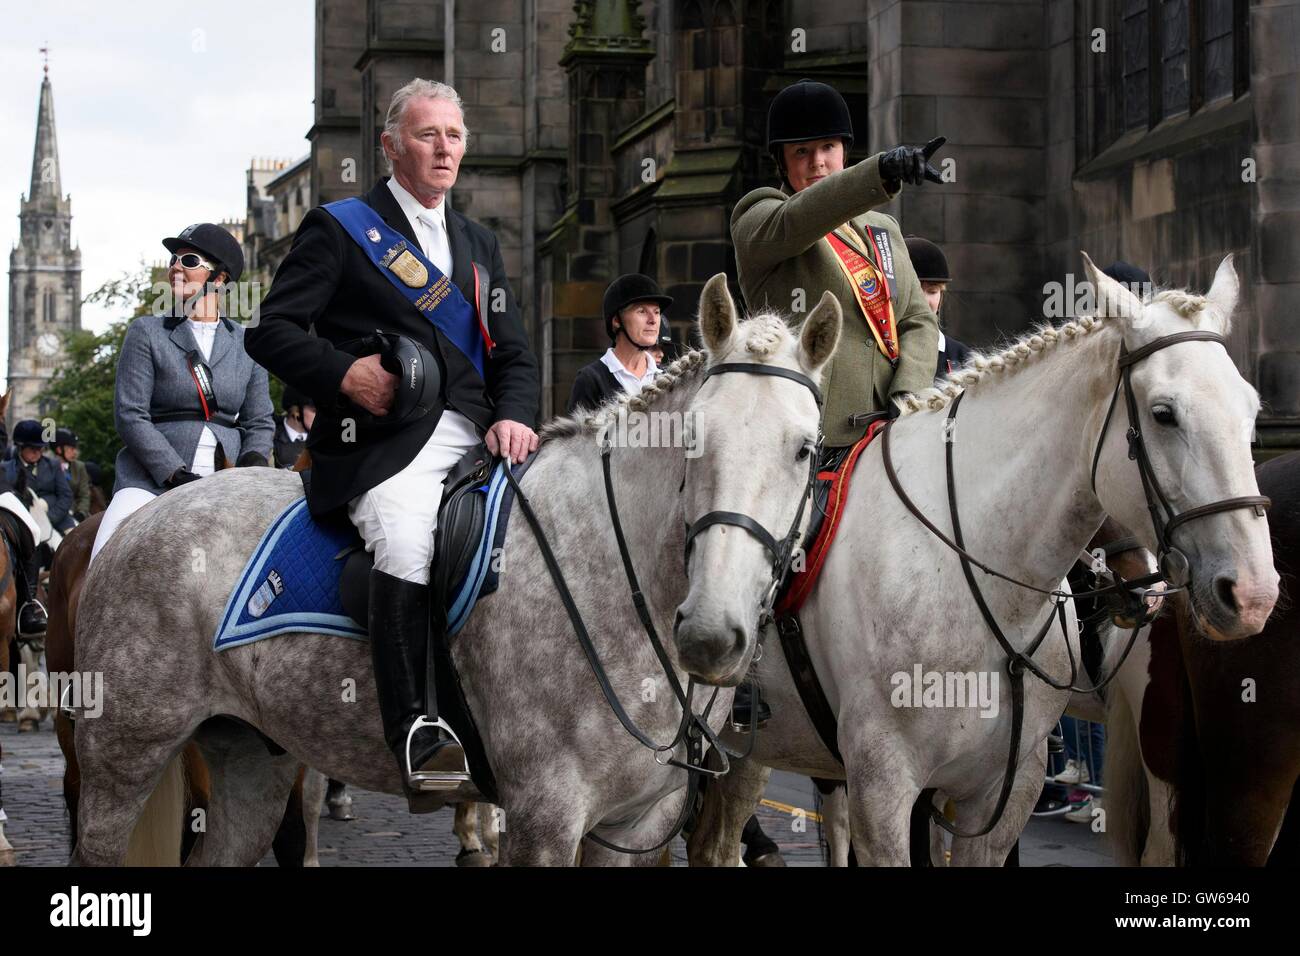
left=7, top=62, right=81, bottom=431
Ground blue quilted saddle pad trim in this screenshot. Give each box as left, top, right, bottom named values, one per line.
left=214, top=498, right=366, bottom=651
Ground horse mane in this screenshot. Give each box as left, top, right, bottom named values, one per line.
left=540, top=312, right=794, bottom=444
left=900, top=284, right=1228, bottom=417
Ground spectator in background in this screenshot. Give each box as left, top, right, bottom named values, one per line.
left=904, top=235, right=973, bottom=382
left=273, top=385, right=316, bottom=469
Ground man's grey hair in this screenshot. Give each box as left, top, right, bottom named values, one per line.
left=381, top=78, right=470, bottom=173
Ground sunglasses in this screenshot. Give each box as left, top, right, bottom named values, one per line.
left=169, top=252, right=215, bottom=271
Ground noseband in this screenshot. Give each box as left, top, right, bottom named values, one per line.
left=684, top=362, right=824, bottom=625
left=1090, top=329, right=1270, bottom=587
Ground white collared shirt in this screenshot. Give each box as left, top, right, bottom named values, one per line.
left=188, top=317, right=220, bottom=474
left=600, top=347, right=659, bottom=398
left=387, top=177, right=453, bottom=280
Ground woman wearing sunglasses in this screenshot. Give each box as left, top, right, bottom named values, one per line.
left=89, top=222, right=275, bottom=561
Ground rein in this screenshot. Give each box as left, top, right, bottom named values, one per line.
left=501, top=359, right=823, bottom=854
left=883, top=328, right=1270, bottom=839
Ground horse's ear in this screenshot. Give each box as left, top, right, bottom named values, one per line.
left=1205, top=254, right=1239, bottom=330
left=800, top=291, right=842, bottom=372
left=0, top=389, right=10, bottom=418
left=1082, top=251, right=1142, bottom=322
left=698, top=273, right=736, bottom=356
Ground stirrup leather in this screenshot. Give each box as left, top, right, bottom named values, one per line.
left=405, top=715, right=471, bottom=791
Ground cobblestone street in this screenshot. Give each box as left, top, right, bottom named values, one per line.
left=2, top=717, right=1113, bottom=867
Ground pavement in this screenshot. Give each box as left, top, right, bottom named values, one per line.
left=0, top=716, right=1113, bottom=867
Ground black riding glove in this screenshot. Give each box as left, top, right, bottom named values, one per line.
left=166, top=468, right=201, bottom=489
left=236, top=451, right=269, bottom=468
left=878, top=136, right=947, bottom=188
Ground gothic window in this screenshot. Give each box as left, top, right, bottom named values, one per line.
left=1090, top=0, right=1249, bottom=155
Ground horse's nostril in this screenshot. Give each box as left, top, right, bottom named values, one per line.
left=1214, top=574, right=1237, bottom=613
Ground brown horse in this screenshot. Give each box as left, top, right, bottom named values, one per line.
left=1107, top=450, right=1299, bottom=866
left=48, top=511, right=321, bottom=865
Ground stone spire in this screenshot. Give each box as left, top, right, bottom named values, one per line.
left=28, top=72, right=63, bottom=201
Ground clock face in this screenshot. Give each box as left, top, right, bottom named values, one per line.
left=36, top=332, right=61, bottom=357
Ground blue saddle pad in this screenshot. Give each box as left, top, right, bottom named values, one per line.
left=213, top=461, right=515, bottom=652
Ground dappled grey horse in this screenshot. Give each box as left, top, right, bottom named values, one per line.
left=70, top=273, right=842, bottom=865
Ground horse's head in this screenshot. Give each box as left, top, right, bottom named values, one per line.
left=673, top=273, right=841, bottom=684
left=1084, top=252, right=1278, bottom=640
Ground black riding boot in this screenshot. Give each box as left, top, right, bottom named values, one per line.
left=367, top=569, right=468, bottom=812
left=741, top=814, right=785, bottom=867
left=17, top=552, right=47, bottom=637
left=730, top=681, right=771, bottom=730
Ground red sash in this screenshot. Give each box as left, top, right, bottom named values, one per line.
left=825, top=231, right=899, bottom=362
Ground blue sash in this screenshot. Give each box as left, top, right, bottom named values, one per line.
left=323, top=197, right=489, bottom=379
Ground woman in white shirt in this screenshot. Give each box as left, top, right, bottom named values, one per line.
left=90, top=223, right=275, bottom=561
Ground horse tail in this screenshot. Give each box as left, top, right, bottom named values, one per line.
left=124, top=753, right=188, bottom=866
left=1103, top=676, right=1148, bottom=865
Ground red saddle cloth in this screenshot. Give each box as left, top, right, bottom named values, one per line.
left=776, top=418, right=888, bottom=616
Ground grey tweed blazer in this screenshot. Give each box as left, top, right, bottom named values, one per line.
left=112, top=314, right=275, bottom=493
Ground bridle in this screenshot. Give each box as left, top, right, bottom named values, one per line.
left=685, top=362, right=825, bottom=627
left=1090, top=330, right=1270, bottom=588
left=501, top=358, right=822, bottom=854
left=882, top=328, right=1270, bottom=839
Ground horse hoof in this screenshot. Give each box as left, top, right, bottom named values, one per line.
left=327, top=801, right=356, bottom=822
left=455, top=848, right=493, bottom=868
left=743, top=850, right=787, bottom=867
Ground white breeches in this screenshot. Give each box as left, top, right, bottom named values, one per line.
left=347, top=410, right=482, bottom=585
left=89, top=457, right=218, bottom=564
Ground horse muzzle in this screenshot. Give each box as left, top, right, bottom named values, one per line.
left=672, top=606, right=755, bottom=686
left=1193, top=560, right=1279, bottom=640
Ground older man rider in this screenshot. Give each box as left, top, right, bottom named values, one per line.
left=246, top=79, right=540, bottom=809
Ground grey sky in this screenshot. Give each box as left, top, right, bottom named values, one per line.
left=1, top=0, right=314, bottom=381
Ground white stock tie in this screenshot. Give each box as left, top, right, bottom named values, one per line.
left=417, top=208, right=453, bottom=281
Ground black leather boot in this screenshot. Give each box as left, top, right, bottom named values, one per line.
left=17, top=553, right=46, bottom=637
left=367, top=569, right=469, bottom=810
left=730, top=681, right=770, bottom=731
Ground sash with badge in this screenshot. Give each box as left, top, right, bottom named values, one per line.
left=323, top=197, right=495, bottom=379
left=825, top=226, right=899, bottom=366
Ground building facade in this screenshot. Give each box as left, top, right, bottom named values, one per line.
left=303, top=0, right=1298, bottom=449
left=7, top=71, right=82, bottom=429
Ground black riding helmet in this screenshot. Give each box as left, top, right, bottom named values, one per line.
left=656, top=316, right=681, bottom=364
left=13, top=419, right=46, bottom=449
left=162, top=222, right=245, bottom=283
left=767, top=79, right=854, bottom=184
left=602, top=274, right=673, bottom=343
left=51, top=426, right=78, bottom=450
left=281, top=385, right=315, bottom=414
left=904, top=236, right=951, bottom=284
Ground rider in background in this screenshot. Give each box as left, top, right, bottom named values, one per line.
left=566, top=274, right=671, bottom=415
left=89, top=223, right=274, bottom=562
left=2, top=420, right=72, bottom=634
left=50, top=427, right=91, bottom=522
left=272, top=385, right=315, bottom=469
left=903, top=235, right=973, bottom=381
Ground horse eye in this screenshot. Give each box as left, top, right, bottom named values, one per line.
left=796, top=442, right=814, bottom=462
left=1151, top=403, right=1177, bottom=425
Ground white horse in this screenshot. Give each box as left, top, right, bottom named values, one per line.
left=70, top=274, right=842, bottom=866
left=688, top=254, right=1277, bottom=866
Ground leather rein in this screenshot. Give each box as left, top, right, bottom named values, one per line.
left=502, top=360, right=823, bottom=854
left=882, top=329, right=1270, bottom=839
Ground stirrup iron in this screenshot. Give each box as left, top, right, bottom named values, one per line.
left=405, top=716, right=471, bottom=791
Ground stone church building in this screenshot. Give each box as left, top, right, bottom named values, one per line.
left=295, top=0, right=1294, bottom=448
left=6, top=69, right=81, bottom=430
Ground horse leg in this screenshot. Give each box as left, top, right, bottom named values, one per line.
left=844, top=751, right=916, bottom=867
left=582, top=790, right=688, bottom=867
left=685, top=749, right=768, bottom=866
left=298, top=769, right=326, bottom=867
left=0, top=738, right=12, bottom=865
left=497, top=790, right=593, bottom=867
left=16, top=638, right=43, bottom=731
left=454, top=801, right=493, bottom=867
left=483, top=803, right=501, bottom=861
left=948, top=747, right=1047, bottom=867
left=820, top=783, right=852, bottom=866
left=324, top=778, right=354, bottom=821
left=73, top=733, right=189, bottom=867
left=271, top=766, right=310, bottom=868
left=187, top=725, right=302, bottom=867
left=1141, top=771, right=1176, bottom=866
